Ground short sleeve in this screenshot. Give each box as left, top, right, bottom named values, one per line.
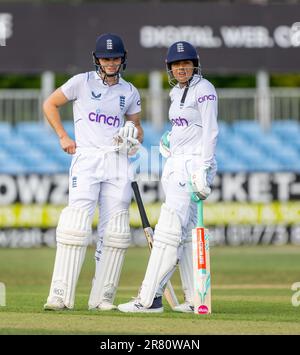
left=60, top=74, right=84, bottom=101
left=126, top=85, right=142, bottom=115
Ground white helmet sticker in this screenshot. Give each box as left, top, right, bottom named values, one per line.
left=106, top=39, right=113, bottom=49
left=177, top=42, right=184, bottom=52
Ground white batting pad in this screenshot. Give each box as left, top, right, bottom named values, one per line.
left=46, top=207, right=91, bottom=309
left=139, top=204, right=182, bottom=308
left=88, top=210, right=131, bottom=310
left=178, top=235, right=194, bottom=304
left=56, top=206, right=92, bottom=246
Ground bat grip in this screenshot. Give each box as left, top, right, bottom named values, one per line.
left=197, top=200, right=204, bottom=227
left=131, top=181, right=150, bottom=229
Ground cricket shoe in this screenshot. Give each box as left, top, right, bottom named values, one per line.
left=118, top=296, right=163, bottom=313
left=89, top=301, right=117, bottom=311
left=44, top=297, right=69, bottom=311
left=173, top=301, right=194, bottom=313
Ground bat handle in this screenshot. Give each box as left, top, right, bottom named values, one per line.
left=131, top=181, right=150, bottom=229
left=197, top=200, right=204, bottom=228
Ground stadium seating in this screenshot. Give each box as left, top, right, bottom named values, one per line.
left=141, top=121, right=162, bottom=148
left=0, top=120, right=299, bottom=174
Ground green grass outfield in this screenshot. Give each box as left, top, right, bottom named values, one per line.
left=0, top=245, right=300, bottom=335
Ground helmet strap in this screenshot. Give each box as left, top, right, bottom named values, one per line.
left=167, top=64, right=202, bottom=88
left=98, top=66, right=120, bottom=85
left=93, top=53, right=124, bottom=85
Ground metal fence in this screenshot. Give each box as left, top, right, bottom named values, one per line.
left=1, top=88, right=300, bottom=126
left=217, top=89, right=257, bottom=122
left=123, top=88, right=300, bottom=126
left=0, top=89, right=42, bottom=124
left=271, top=88, right=300, bottom=121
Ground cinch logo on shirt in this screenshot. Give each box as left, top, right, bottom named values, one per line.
left=88, top=112, right=120, bottom=127
left=198, top=94, right=217, bottom=104
left=171, top=117, right=189, bottom=126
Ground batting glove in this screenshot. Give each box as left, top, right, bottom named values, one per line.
left=159, top=131, right=171, bottom=158
left=190, top=167, right=211, bottom=201
left=116, top=121, right=140, bottom=156
left=119, top=121, right=138, bottom=140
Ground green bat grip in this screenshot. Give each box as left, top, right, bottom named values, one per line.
left=189, top=180, right=204, bottom=228
left=197, top=200, right=204, bottom=228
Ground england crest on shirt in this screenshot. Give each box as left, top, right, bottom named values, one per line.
left=120, top=96, right=125, bottom=110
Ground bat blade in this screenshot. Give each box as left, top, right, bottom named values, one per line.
left=192, top=226, right=211, bottom=314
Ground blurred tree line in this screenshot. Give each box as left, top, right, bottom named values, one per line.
left=0, top=72, right=300, bottom=89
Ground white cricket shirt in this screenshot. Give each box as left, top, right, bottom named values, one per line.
left=168, top=75, right=218, bottom=168
left=61, top=71, right=141, bottom=148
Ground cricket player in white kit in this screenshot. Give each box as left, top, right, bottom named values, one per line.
left=43, top=33, right=143, bottom=311
left=118, top=41, right=218, bottom=313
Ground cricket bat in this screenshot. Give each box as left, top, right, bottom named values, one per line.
left=131, top=181, right=179, bottom=309
left=192, top=199, right=211, bottom=314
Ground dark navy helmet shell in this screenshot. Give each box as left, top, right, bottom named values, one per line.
left=94, top=33, right=126, bottom=59
left=166, top=41, right=199, bottom=69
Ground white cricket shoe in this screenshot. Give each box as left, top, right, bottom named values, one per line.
left=118, top=296, right=163, bottom=313
left=44, top=297, right=68, bottom=311
left=89, top=301, right=117, bottom=311
left=173, top=302, right=194, bottom=313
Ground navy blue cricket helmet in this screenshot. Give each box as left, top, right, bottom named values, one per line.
left=93, top=33, right=127, bottom=73
left=166, top=41, right=199, bottom=70
left=165, top=41, right=201, bottom=86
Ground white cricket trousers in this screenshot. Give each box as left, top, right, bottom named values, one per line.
left=68, top=148, right=134, bottom=259
left=161, top=154, right=217, bottom=240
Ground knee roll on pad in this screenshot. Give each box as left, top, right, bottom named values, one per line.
left=103, top=210, right=131, bottom=249
left=154, top=203, right=182, bottom=246
left=88, top=210, right=131, bottom=309
left=56, top=206, right=92, bottom=246
left=139, top=204, right=182, bottom=308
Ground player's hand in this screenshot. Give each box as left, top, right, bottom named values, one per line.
left=126, top=136, right=140, bottom=156
left=60, top=135, right=76, bottom=154
left=119, top=121, right=138, bottom=140
left=159, top=131, right=171, bottom=158
left=190, top=167, right=211, bottom=201
left=115, top=136, right=140, bottom=156
left=117, top=121, right=140, bottom=156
